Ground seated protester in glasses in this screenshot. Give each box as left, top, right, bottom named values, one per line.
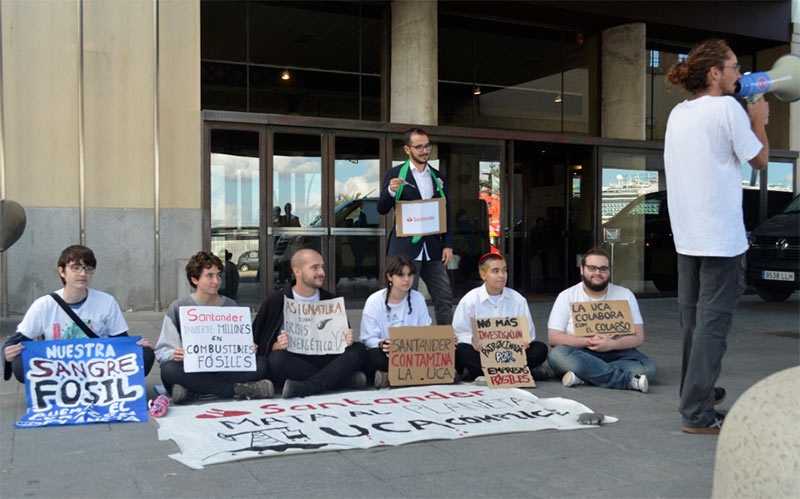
left=3, top=245, right=155, bottom=382
left=360, top=255, right=432, bottom=388
left=452, top=253, right=549, bottom=383
left=155, top=251, right=273, bottom=404
left=547, top=247, right=656, bottom=392
left=253, top=249, right=368, bottom=399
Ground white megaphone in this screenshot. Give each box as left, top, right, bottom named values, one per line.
left=735, top=53, right=800, bottom=103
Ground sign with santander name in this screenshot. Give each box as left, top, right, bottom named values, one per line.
left=179, top=306, right=256, bottom=373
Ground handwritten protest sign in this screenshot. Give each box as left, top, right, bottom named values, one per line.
left=570, top=300, right=634, bottom=337
left=388, top=326, right=455, bottom=386
left=179, top=306, right=256, bottom=372
left=471, top=316, right=534, bottom=389
left=156, top=385, right=615, bottom=469
left=15, top=337, right=147, bottom=428
left=283, top=297, right=348, bottom=355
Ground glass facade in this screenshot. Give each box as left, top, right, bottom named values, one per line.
left=438, top=16, right=597, bottom=134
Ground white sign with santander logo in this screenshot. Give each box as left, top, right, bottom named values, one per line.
left=395, top=197, right=447, bottom=237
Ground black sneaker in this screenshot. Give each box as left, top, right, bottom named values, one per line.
left=531, top=364, right=549, bottom=381
left=714, top=387, right=727, bottom=405
left=234, top=379, right=274, bottom=400
left=682, top=412, right=725, bottom=435
left=344, top=371, right=367, bottom=390
left=282, top=379, right=308, bottom=399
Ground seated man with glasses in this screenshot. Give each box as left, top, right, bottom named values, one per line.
left=3, top=245, right=155, bottom=382
left=546, top=247, right=656, bottom=392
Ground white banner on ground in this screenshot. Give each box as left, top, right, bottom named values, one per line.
left=156, top=385, right=610, bottom=469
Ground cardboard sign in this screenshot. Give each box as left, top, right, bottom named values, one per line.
left=570, top=300, right=635, bottom=337
left=388, top=326, right=455, bottom=386
left=179, top=306, right=256, bottom=372
left=283, top=297, right=348, bottom=355
left=15, top=337, right=148, bottom=428
left=471, top=316, right=535, bottom=389
left=395, top=197, right=447, bottom=237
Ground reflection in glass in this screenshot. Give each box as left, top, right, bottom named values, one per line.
left=273, top=134, right=322, bottom=228
left=334, top=137, right=380, bottom=227
left=210, top=130, right=260, bottom=308
left=335, top=236, right=381, bottom=301
left=273, top=236, right=322, bottom=290
left=600, top=150, right=673, bottom=293
left=767, top=161, right=795, bottom=218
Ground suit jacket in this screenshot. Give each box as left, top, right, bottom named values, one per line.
left=377, top=162, right=454, bottom=261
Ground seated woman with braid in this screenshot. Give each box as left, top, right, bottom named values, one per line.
left=155, top=251, right=273, bottom=403
left=359, top=255, right=432, bottom=388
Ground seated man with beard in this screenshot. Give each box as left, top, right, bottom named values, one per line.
left=547, top=247, right=656, bottom=392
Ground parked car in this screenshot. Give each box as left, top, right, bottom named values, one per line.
left=746, top=194, right=800, bottom=302
left=236, top=250, right=259, bottom=272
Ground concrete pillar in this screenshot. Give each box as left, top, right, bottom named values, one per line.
left=712, top=366, right=800, bottom=498
left=390, top=0, right=437, bottom=125
left=602, top=23, right=646, bottom=139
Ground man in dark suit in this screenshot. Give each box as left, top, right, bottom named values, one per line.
left=377, top=127, right=454, bottom=325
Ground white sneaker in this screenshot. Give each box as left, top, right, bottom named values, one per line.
left=629, top=374, right=649, bottom=393
left=562, top=371, right=583, bottom=387
left=474, top=376, right=488, bottom=386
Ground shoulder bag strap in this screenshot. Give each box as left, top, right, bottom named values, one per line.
left=49, top=292, right=98, bottom=338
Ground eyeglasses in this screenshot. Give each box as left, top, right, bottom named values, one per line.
left=409, top=143, right=433, bottom=152
left=68, top=264, right=95, bottom=274
left=584, top=265, right=610, bottom=274
left=724, top=63, right=741, bottom=72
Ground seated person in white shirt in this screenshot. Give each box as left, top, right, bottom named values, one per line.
left=3, top=245, right=155, bottom=382
left=155, top=251, right=273, bottom=404
left=547, top=247, right=656, bottom=392
left=360, top=255, right=432, bottom=388
left=452, top=252, right=548, bottom=382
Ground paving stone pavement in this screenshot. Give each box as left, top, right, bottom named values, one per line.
left=1, top=293, right=797, bottom=498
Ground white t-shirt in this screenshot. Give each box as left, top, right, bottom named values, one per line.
left=547, top=282, right=643, bottom=335
left=16, top=288, right=129, bottom=341
left=664, top=95, right=764, bottom=256
left=359, top=288, right=431, bottom=348
left=452, top=284, right=536, bottom=344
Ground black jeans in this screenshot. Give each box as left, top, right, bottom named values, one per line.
left=455, top=341, right=548, bottom=380
left=412, top=258, right=454, bottom=326
left=160, top=356, right=269, bottom=398
left=678, top=253, right=745, bottom=427
left=268, top=342, right=368, bottom=395
left=364, top=347, right=390, bottom=383
left=12, top=345, right=155, bottom=383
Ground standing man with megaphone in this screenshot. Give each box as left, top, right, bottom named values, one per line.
left=663, top=39, right=769, bottom=435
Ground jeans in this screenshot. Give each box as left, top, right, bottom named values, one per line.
left=455, top=341, right=548, bottom=381
left=268, top=342, right=367, bottom=396
left=413, top=258, right=453, bottom=325
left=364, top=347, right=390, bottom=383
left=160, top=356, right=269, bottom=398
left=678, top=253, right=746, bottom=427
left=548, top=345, right=657, bottom=389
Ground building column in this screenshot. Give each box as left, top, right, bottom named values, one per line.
left=602, top=23, right=646, bottom=139
left=390, top=0, right=437, bottom=126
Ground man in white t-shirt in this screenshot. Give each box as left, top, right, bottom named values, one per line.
left=252, top=249, right=367, bottom=398
left=547, top=248, right=656, bottom=392
left=664, top=39, right=769, bottom=434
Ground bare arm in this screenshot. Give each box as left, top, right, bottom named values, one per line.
left=548, top=328, right=592, bottom=348
left=747, top=99, right=769, bottom=171
left=588, top=324, right=644, bottom=352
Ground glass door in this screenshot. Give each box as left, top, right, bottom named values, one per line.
left=329, top=134, right=385, bottom=301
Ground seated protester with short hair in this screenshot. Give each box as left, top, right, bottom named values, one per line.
left=547, top=247, right=656, bottom=392
left=155, top=251, right=273, bottom=403
left=253, top=249, right=368, bottom=398
left=3, top=245, right=155, bottom=382
left=452, top=252, right=549, bottom=382
left=360, top=255, right=432, bottom=388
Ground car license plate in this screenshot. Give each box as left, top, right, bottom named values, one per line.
left=762, top=271, right=794, bottom=281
